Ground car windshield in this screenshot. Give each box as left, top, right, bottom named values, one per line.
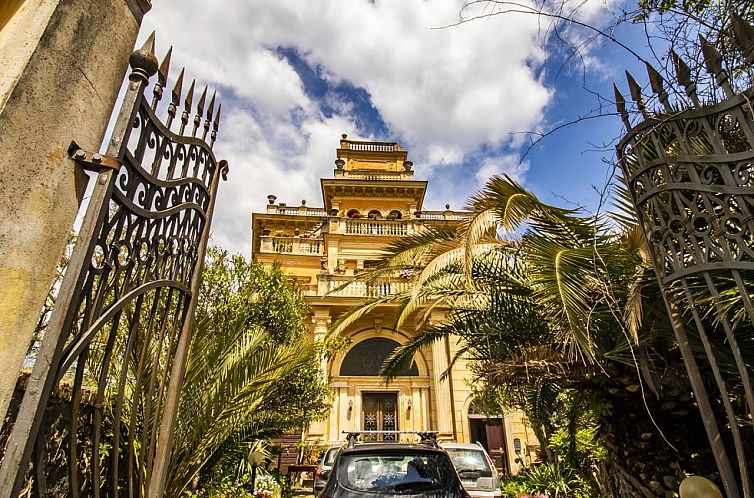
left=444, top=448, right=492, bottom=477
left=336, top=450, right=455, bottom=494
left=323, top=447, right=340, bottom=466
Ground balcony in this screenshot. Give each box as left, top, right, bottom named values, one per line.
left=319, top=274, right=410, bottom=298
left=341, top=140, right=401, bottom=152
left=418, top=210, right=472, bottom=221
left=259, top=236, right=324, bottom=256
left=265, top=200, right=329, bottom=217
left=334, top=169, right=413, bottom=181
left=343, top=219, right=409, bottom=236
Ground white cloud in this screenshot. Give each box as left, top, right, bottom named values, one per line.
left=475, top=155, right=530, bottom=184
left=135, top=0, right=609, bottom=254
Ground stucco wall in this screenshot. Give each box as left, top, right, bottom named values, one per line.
left=0, top=0, right=146, bottom=421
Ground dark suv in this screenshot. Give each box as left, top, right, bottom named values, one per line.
left=318, top=431, right=470, bottom=498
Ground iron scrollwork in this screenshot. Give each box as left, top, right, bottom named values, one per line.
left=614, top=14, right=754, bottom=498
left=0, top=33, right=227, bottom=497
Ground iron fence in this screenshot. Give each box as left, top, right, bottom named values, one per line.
left=0, top=33, right=227, bottom=497
left=615, top=14, right=754, bottom=498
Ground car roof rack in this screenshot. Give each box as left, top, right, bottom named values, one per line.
left=342, top=430, right=439, bottom=448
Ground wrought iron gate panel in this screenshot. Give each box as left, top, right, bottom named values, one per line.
left=0, top=34, right=227, bottom=497
left=614, top=14, right=754, bottom=498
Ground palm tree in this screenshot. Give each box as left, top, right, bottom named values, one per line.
left=165, top=314, right=318, bottom=497
left=331, top=175, right=720, bottom=496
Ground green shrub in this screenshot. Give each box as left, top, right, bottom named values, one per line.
left=500, top=463, right=597, bottom=498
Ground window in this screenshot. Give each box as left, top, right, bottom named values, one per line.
left=367, top=209, right=382, bottom=220
left=340, top=338, right=419, bottom=376
left=444, top=448, right=492, bottom=477
left=323, top=447, right=340, bottom=466
left=336, top=451, right=455, bottom=493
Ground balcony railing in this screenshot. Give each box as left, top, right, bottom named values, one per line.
left=325, top=275, right=409, bottom=298
left=267, top=204, right=329, bottom=217
left=343, top=141, right=400, bottom=152
left=344, top=220, right=408, bottom=236
left=334, top=169, right=412, bottom=181
left=420, top=210, right=472, bottom=221
left=260, top=236, right=324, bottom=255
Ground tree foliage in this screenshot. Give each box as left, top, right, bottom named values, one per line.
left=333, top=175, right=732, bottom=496
left=167, top=248, right=331, bottom=496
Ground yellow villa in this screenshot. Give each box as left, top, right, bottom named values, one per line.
left=251, top=135, right=538, bottom=473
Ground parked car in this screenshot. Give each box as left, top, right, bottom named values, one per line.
left=441, top=443, right=501, bottom=498
left=318, top=431, right=471, bottom=498
left=314, top=445, right=342, bottom=495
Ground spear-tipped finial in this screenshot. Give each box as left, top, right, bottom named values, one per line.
left=731, top=12, right=754, bottom=66
left=207, top=90, right=216, bottom=121
left=184, top=80, right=195, bottom=110
left=214, top=103, right=222, bottom=131
left=700, top=35, right=723, bottom=75
left=211, top=103, right=222, bottom=148
left=203, top=90, right=216, bottom=141
left=672, top=51, right=699, bottom=106
left=645, top=62, right=671, bottom=112
left=151, top=46, right=172, bottom=108
left=197, top=86, right=207, bottom=117
left=625, top=70, right=648, bottom=118
left=128, top=31, right=158, bottom=83
left=700, top=34, right=733, bottom=97
left=194, top=86, right=207, bottom=137
left=172, top=68, right=185, bottom=106
left=180, top=79, right=195, bottom=135
left=614, top=84, right=631, bottom=129
left=158, top=46, right=172, bottom=86
left=167, top=67, right=184, bottom=128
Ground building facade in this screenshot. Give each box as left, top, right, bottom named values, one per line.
left=251, top=136, right=538, bottom=472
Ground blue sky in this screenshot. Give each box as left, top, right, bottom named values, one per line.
left=137, top=0, right=670, bottom=254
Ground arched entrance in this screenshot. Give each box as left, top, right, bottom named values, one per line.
left=468, top=405, right=510, bottom=474
left=328, top=334, right=430, bottom=441
left=340, top=337, right=419, bottom=377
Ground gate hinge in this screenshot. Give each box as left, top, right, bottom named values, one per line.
left=68, top=141, right=121, bottom=172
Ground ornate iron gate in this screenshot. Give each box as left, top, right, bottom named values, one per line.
left=0, top=33, right=227, bottom=497
left=614, top=14, right=754, bottom=498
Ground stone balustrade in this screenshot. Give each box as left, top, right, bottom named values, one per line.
left=265, top=204, right=329, bottom=216
left=333, top=169, right=413, bottom=181
left=343, top=219, right=409, bottom=236
left=419, top=210, right=472, bottom=221
left=321, top=274, right=410, bottom=298
left=259, top=236, right=324, bottom=255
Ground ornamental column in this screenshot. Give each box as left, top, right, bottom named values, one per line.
left=429, top=311, right=454, bottom=438
left=0, top=0, right=151, bottom=423
left=308, top=309, right=331, bottom=438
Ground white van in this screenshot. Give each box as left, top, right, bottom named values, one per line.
left=441, top=442, right=502, bottom=498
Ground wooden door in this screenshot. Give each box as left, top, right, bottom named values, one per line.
left=362, top=393, right=398, bottom=440
left=485, top=420, right=506, bottom=472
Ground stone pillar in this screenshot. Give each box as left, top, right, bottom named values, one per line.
left=410, top=386, right=421, bottom=431
left=308, top=310, right=331, bottom=437
left=0, top=0, right=150, bottom=422
left=431, top=337, right=453, bottom=437
left=420, top=387, right=430, bottom=432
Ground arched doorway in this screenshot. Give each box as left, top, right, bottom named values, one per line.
left=468, top=404, right=510, bottom=474
left=334, top=336, right=427, bottom=440
left=339, top=337, right=419, bottom=377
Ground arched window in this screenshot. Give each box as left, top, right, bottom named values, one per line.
left=340, top=337, right=419, bottom=376
left=387, top=210, right=402, bottom=220
left=367, top=209, right=382, bottom=220
left=346, top=209, right=361, bottom=219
